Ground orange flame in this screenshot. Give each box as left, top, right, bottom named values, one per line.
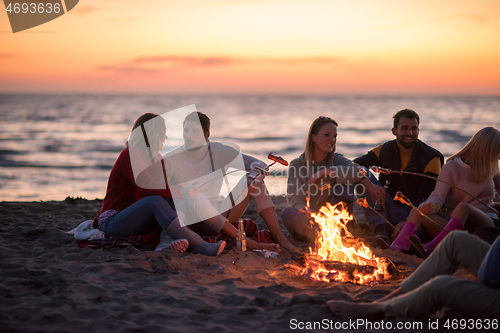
left=295, top=202, right=390, bottom=285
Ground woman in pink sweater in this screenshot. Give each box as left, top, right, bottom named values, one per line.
left=390, top=127, right=500, bottom=257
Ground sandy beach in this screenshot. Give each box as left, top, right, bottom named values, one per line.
left=1, top=196, right=477, bottom=333
left=2, top=0, right=499, bottom=329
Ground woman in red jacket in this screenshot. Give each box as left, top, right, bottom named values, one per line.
left=95, top=113, right=225, bottom=256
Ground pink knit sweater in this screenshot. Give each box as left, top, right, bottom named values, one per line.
left=423, top=158, right=500, bottom=214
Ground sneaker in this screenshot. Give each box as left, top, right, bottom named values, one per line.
left=372, top=223, right=393, bottom=249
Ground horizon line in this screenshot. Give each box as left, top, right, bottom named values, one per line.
left=0, top=91, right=499, bottom=97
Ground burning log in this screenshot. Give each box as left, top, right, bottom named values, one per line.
left=320, top=260, right=377, bottom=275
left=294, top=257, right=389, bottom=285
left=290, top=202, right=392, bottom=285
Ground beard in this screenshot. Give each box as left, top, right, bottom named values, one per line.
left=397, top=136, right=417, bottom=150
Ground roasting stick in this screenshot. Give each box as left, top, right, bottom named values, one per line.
left=394, top=191, right=448, bottom=234
left=371, top=166, right=498, bottom=215
left=196, top=152, right=288, bottom=188
left=356, top=198, right=425, bottom=258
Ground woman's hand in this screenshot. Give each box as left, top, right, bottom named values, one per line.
left=418, top=202, right=434, bottom=215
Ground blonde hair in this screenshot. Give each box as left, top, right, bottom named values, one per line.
left=447, top=127, right=500, bottom=183
left=304, top=116, right=338, bottom=175
left=127, top=113, right=166, bottom=163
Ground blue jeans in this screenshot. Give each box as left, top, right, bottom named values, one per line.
left=100, top=195, right=177, bottom=237
left=360, top=169, right=411, bottom=229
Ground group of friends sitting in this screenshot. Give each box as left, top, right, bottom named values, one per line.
left=93, top=108, right=500, bottom=319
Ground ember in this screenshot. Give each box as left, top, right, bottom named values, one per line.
left=290, top=202, right=390, bottom=285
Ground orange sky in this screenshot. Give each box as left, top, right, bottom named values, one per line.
left=0, top=0, right=499, bottom=94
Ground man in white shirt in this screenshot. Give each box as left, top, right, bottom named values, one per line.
left=163, top=111, right=298, bottom=252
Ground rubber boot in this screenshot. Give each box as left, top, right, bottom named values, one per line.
left=389, top=222, right=418, bottom=252
left=422, top=217, right=464, bottom=256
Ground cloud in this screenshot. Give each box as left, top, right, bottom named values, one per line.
left=72, top=6, right=95, bottom=15
left=95, top=55, right=343, bottom=74
left=133, top=55, right=341, bottom=66
left=95, top=65, right=161, bottom=73
left=435, top=14, right=490, bottom=26
left=134, top=56, right=236, bottom=66
left=264, top=57, right=341, bottom=65
left=0, top=53, right=16, bottom=59
left=461, top=14, right=489, bottom=25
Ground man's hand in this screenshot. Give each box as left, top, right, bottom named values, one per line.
left=181, top=180, right=200, bottom=198
left=360, top=178, right=386, bottom=203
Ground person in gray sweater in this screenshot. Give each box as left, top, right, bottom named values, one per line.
left=282, top=116, right=385, bottom=243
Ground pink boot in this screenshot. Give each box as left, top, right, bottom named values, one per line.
left=390, top=222, right=418, bottom=252
left=422, top=217, right=464, bottom=256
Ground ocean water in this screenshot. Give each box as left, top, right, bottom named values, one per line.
left=1, top=94, right=499, bottom=201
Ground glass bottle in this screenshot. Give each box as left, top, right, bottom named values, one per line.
left=236, top=219, right=247, bottom=251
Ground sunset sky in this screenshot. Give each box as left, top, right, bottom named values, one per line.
left=1, top=0, right=499, bottom=94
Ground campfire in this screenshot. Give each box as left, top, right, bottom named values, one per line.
left=289, top=202, right=391, bottom=285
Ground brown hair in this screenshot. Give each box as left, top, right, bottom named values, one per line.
left=126, top=113, right=166, bottom=162
left=184, top=111, right=210, bottom=134
left=131, top=113, right=161, bottom=132
left=393, top=109, right=420, bottom=129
